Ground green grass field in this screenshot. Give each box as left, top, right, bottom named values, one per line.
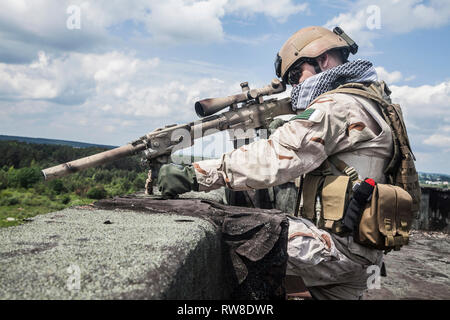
left=0, top=188, right=95, bottom=227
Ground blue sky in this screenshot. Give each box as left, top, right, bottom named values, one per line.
left=0, top=0, right=449, bottom=174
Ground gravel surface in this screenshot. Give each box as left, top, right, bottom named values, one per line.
left=363, top=230, right=450, bottom=300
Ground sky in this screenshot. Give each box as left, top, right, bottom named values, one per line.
left=0, top=0, right=449, bottom=174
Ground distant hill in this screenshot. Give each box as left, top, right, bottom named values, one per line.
left=419, top=172, right=450, bottom=183
left=0, top=135, right=116, bottom=149
left=1, top=134, right=448, bottom=181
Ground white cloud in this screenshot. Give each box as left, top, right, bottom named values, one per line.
left=144, top=0, right=227, bottom=44
left=390, top=81, right=450, bottom=139
left=0, top=45, right=285, bottom=146
left=324, top=0, right=450, bottom=47
left=226, top=0, right=308, bottom=23
left=375, top=66, right=403, bottom=84
left=0, top=0, right=308, bottom=60
left=390, top=81, right=450, bottom=153
left=324, top=6, right=379, bottom=47
left=391, top=81, right=450, bottom=115
left=0, top=50, right=242, bottom=125
left=423, top=134, right=450, bottom=150
left=0, top=51, right=159, bottom=105
left=389, top=81, right=450, bottom=171
left=404, top=75, right=416, bottom=82
left=0, top=1, right=110, bottom=62
left=382, top=0, right=450, bottom=33
left=0, top=53, right=59, bottom=100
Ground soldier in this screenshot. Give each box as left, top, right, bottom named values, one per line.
left=157, top=26, right=398, bottom=299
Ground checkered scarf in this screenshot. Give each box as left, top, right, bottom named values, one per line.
left=290, top=59, right=378, bottom=111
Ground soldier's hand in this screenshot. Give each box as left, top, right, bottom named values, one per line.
left=157, top=164, right=199, bottom=198
left=268, top=118, right=287, bottom=135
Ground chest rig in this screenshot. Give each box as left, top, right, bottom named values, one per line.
left=293, top=81, right=420, bottom=251
left=295, top=156, right=356, bottom=234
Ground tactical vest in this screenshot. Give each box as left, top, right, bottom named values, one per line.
left=295, top=81, right=421, bottom=252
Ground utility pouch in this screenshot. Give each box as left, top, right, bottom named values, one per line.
left=300, top=172, right=352, bottom=235
left=319, top=175, right=351, bottom=234
left=298, top=155, right=413, bottom=252
left=301, top=174, right=325, bottom=220
left=355, top=184, right=412, bottom=251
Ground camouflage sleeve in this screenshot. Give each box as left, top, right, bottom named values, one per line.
left=192, top=94, right=379, bottom=192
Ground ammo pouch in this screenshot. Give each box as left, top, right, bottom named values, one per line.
left=298, top=159, right=413, bottom=251
left=300, top=173, right=352, bottom=235
left=355, top=184, right=412, bottom=251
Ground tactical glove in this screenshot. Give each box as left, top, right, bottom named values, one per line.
left=268, top=118, right=287, bottom=135
left=157, top=164, right=199, bottom=198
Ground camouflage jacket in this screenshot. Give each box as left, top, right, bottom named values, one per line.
left=192, top=92, right=393, bottom=192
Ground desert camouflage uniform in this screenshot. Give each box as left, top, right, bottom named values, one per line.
left=192, top=92, right=393, bottom=299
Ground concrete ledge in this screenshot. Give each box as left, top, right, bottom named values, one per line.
left=0, top=206, right=228, bottom=299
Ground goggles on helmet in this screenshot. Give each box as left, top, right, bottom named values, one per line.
left=274, top=53, right=282, bottom=78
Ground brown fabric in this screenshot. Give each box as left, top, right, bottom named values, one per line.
left=314, top=98, right=334, bottom=104
left=310, top=137, right=325, bottom=145
left=348, top=122, right=366, bottom=131
left=320, top=233, right=332, bottom=251
left=356, top=184, right=412, bottom=250
left=284, top=275, right=312, bottom=298
left=322, top=175, right=351, bottom=222
left=277, top=154, right=294, bottom=160
left=301, top=174, right=325, bottom=220
left=193, top=163, right=207, bottom=175
left=268, top=139, right=294, bottom=160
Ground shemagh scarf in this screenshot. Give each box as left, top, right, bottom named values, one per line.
left=290, top=59, right=378, bottom=111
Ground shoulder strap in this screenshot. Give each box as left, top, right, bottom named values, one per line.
left=320, top=81, right=416, bottom=163
left=327, top=155, right=359, bottom=182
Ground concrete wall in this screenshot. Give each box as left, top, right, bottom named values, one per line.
left=0, top=194, right=288, bottom=300
left=413, top=187, right=449, bottom=233
left=0, top=207, right=230, bottom=299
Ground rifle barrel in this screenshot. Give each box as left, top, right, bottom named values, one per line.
left=41, top=143, right=144, bottom=181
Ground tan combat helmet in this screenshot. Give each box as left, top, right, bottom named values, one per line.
left=275, top=26, right=358, bottom=83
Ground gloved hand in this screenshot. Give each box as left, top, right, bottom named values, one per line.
left=268, top=118, right=287, bottom=135
left=157, top=164, right=199, bottom=198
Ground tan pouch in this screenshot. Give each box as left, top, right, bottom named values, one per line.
left=301, top=174, right=325, bottom=220
left=320, top=175, right=351, bottom=233
left=300, top=173, right=351, bottom=234
left=356, top=184, right=412, bottom=251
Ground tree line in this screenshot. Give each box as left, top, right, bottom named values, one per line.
left=0, top=140, right=147, bottom=199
